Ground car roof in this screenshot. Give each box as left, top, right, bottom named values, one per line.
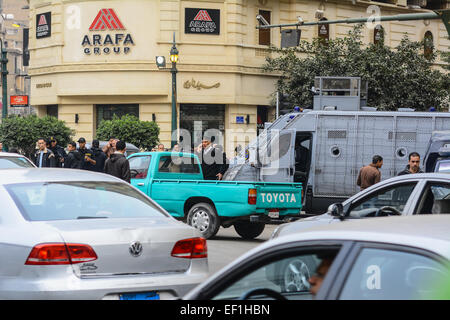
left=270, top=215, right=450, bottom=259
left=372, top=172, right=449, bottom=182
left=343, top=173, right=450, bottom=204
left=0, top=168, right=122, bottom=184
left=0, top=152, right=27, bottom=158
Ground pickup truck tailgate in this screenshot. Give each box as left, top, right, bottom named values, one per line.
left=255, top=183, right=302, bottom=209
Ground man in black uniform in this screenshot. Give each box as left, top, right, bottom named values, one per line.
left=77, top=137, right=96, bottom=171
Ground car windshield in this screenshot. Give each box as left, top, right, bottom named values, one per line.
left=6, top=181, right=168, bottom=221
left=0, top=156, right=34, bottom=168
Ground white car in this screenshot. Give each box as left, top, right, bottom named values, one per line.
left=185, top=215, right=450, bottom=300
left=273, top=173, right=450, bottom=239
left=0, top=169, right=208, bottom=300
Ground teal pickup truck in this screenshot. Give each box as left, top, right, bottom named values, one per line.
left=128, top=152, right=302, bottom=239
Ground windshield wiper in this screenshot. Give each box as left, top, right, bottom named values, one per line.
left=77, top=216, right=109, bottom=219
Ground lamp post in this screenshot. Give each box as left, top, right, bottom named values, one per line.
left=1, top=40, right=7, bottom=122
left=1, top=39, right=8, bottom=151
left=169, top=33, right=178, bottom=149
left=156, top=33, right=179, bottom=149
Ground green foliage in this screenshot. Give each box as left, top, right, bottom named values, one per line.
left=0, top=115, right=74, bottom=157
left=96, top=114, right=160, bottom=151
left=264, top=25, right=450, bottom=111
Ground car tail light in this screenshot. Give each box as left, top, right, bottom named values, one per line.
left=171, top=238, right=207, bottom=259
left=248, top=188, right=257, bottom=205
left=25, top=243, right=97, bottom=265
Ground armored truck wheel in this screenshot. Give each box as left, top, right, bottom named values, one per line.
left=187, top=203, right=220, bottom=239
left=234, top=221, right=265, bottom=240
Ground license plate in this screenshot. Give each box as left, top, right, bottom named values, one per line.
left=268, top=210, right=280, bottom=218
left=120, top=292, right=160, bottom=300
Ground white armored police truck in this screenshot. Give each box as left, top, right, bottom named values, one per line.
left=225, top=77, right=450, bottom=214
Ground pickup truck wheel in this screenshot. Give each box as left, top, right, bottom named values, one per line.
left=233, top=221, right=265, bottom=240
left=187, top=203, right=220, bottom=239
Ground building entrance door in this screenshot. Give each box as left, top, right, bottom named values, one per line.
left=180, top=104, right=225, bottom=149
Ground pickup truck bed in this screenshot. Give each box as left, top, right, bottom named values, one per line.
left=129, top=152, right=302, bottom=239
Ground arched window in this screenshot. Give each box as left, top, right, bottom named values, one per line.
left=374, top=25, right=384, bottom=45
left=424, top=31, right=434, bottom=60
left=318, top=18, right=329, bottom=42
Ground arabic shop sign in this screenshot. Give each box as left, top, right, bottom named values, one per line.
left=183, top=78, right=221, bottom=90
left=82, top=9, right=134, bottom=55
left=185, top=8, right=220, bottom=35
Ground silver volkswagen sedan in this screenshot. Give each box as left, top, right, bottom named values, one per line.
left=0, top=169, right=208, bottom=300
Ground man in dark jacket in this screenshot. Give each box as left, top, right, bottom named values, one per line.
left=104, top=140, right=131, bottom=183
left=91, top=139, right=107, bottom=173
left=195, top=136, right=229, bottom=180
left=34, top=138, right=57, bottom=168
left=49, top=137, right=67, bottom=168
left=65, top=141, right=82, bottom=169
left=398, top=152, right=424, bottom=176
left=77, top=137, right=96, bottom=171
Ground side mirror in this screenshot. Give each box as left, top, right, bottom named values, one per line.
left=328, top=203, right=344, bottom=217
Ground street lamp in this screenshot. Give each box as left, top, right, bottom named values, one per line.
left=169, top=34, right=178, bottom=149
left=156, top=32, right=179, bottom=149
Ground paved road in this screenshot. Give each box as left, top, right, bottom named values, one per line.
left=206, top=224, right=278, bottom=279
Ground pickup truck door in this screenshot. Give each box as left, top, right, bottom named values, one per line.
left=259, top=129, right=296, bottom=183
left=129, top=155, right=152, bottom=194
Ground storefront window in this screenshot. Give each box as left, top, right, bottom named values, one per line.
left=96, top=104, right=139, bottom=128
left=258, top=10, right=271, bottom=46
left=46, top=105, right=58, bottom=118
left=180, top=104, right=225, bottom=149
left=424, top=31, right=434, bottom=61
left=318, top=18, right=329, bottom=43
left=374, top=25, right=384, bottom=45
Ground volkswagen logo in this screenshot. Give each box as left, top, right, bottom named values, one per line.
left=129, top=241, right=143, bottom=257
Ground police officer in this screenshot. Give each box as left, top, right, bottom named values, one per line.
left=77, top=137, right=96, bottom=171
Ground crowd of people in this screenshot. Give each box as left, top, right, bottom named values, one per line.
left=31, top=136, right=131, bottom=183
left=4, top=135, right=230, bottom=183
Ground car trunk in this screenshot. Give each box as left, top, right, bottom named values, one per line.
left=41, top=218, right=197, bottom=278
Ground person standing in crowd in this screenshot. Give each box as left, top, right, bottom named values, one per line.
left=65, top=141, right=82, bottom=169
left=357, top=155, right=383, bottom=191
left=158, top=144, right=165, bottom=152
left=77, top=137, right=96, bottom=171
left=103, top=137, right=118, bottom=159
left=48, top=137, right=67, bottom=168
left=104, top=140, right=131, bottom=183
left=91, top=139, right=107, bottom=172
left=34, top=138, right=56, bottom=168
left=195, top=136, right=229, bottom=180
left=398, top=152, right=424, bottom=175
